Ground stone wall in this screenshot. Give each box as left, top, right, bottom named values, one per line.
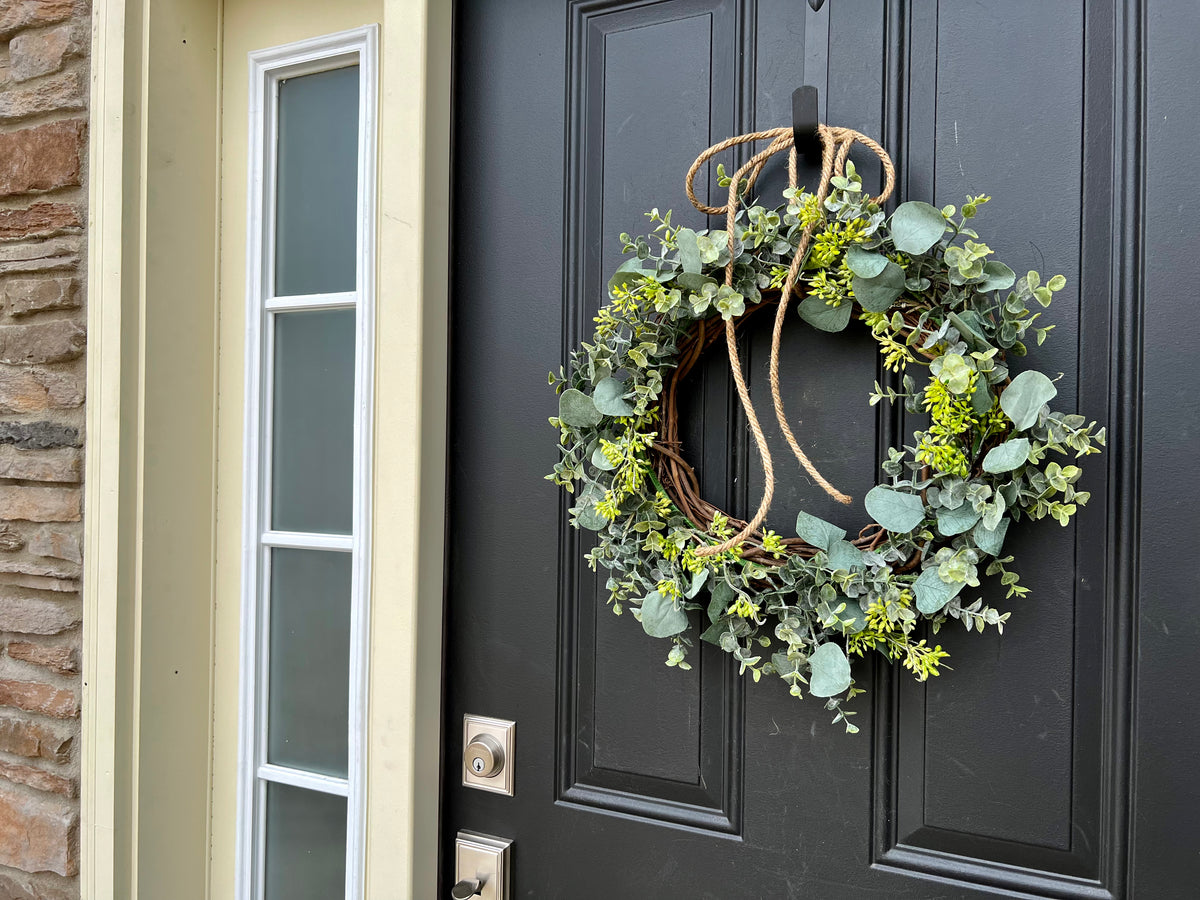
left=0, top=2, right=89, bottom=897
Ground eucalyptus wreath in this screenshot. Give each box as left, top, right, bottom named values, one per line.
left=547, top=126, right=1105, bottom=731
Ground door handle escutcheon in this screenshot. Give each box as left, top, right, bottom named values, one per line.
left=454, top=831, right=511, bottom=900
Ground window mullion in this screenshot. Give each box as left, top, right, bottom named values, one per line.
left=265, top=291, right=357, bottom=312
left=257, top=763, right=350, bottom=797
left=260, top=530, right=353, bottom=552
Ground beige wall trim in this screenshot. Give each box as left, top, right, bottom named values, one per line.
left=83, top=0, right=139, bottom=896
left=84, top=0, right=223, bottom=896
left=85, top=0, right=452, bottom=897
left=367, top=0, right=452, bottom=894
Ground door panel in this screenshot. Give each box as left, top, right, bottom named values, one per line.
left=886, top=0, right=1096, bottom=879
left=446, top=1, right=1196, bottom=896
left=563, top=0, right=743, bottom=834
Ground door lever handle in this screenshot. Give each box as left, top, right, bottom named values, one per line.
left=454, top=831, right=511, bottom=899
left=451, top=878, right=483, bottom=899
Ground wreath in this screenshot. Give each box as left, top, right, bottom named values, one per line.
left=547, top=124, right=1105, bottom=731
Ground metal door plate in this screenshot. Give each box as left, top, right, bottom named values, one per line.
left=455, top=831, right=512, bottom=900
left=462, top=714, right=515, bottom=795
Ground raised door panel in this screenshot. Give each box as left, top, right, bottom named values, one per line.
left=874, top=2, right=1134, bottom=897
left=559, top=0, right=747, bottom=833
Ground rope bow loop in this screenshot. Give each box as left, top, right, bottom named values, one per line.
left=683, top=124, right=896, bottom=556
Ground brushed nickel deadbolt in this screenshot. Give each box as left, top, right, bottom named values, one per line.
left=465, top=733, right=504, bottom=778
left=462, top=715, right=515, bottom=795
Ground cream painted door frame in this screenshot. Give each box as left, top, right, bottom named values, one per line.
left=82, top=1, right=451, bottom=897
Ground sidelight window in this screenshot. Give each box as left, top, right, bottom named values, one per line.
left=238, top=27, right=377, bottom=900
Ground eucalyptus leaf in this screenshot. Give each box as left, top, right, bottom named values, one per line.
left=708, top=580, right=735, bottom=624
left=827, top=540, right=866, bottom=572
left=796, top=510, right=846, bottom=552
left=845, top=245, right=889, bottom=278
left=973, top=517, right=1010, bottom=556
left=572, top=485, right=608, bottom=531
left=699, top=622, right=726, bottom=645
left=574, top=505, right=608, bottom=531
left=971, top=381, right=993, bottom=415
left=852, top=260, right=906, bottom=313
left=647, top=264, right=680, bottom=283
left=890, top=201, right=947, bottom=254
left=771, top=652, right=802, bottom=678
left=640, top=591, right=689, bottom=638
left=675, top=272, right=717, bottom=293
left=936, top=353, right=973, bottom=394
left=937, top=503, right=981, bottom=537
left=676, top=227, right=703, bottom=275
left=836, top=598, right=867, bottom=634
left=559, top=389, right=602, bottom=428
left=1001, top=370, right=1058, bottom=430
left=981, top=493, right=1006, bottom=531
left=607, top=258, right=648, bottom=298
left=798, top=295, right=853, bottom=332
left=807, top=642, right=852, bottom=698
left=943, top=483, right=969, bottom=513
left=590, top=445, right=616, bottom=471
left=913, top=566, right=966, bottom=615
left=593, top=377, right=635, bottom=417
left=864, top=485, right=926, bottom=533
left=685, top=568, right=710, bottom=600
left=947, top=311, right=989, bottom=350
left=976, top=260, right=1016, bottom=292
left=982, top=438, right=1031, bottom=473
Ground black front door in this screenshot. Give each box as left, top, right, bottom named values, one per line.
left=444, top=1, right=1199, bottom=896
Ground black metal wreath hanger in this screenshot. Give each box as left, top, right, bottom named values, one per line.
left=791, top=85, right=822, bottom=166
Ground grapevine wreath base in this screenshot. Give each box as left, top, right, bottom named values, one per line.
left=548, top=123, right=1105, bottom=731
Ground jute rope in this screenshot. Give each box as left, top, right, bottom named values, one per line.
left=679, top=124, right=896, bottom=556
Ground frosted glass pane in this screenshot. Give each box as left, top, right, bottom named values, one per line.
left=264, top=783, right=346, bottom=900
left=267, top=548, right=350, bottom=776
left=274, top=65, right=359, bottom=296
left=271, top=309, right=355, bottom=534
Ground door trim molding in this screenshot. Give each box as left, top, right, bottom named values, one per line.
left=365, top=1, right=452, bottom=893
left=83, top=0, right=135, bottom=896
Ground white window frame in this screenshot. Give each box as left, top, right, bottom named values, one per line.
left=238, top=25, right=378, bottom=900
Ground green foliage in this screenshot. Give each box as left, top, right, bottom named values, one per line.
left=851, top=260, right=906, bottom=313
left=890, top=201, right=948, bottom=254
left=983, top=437, right=1031, bottom=473
left=807, top=642, right=852, bottom=697
left=795, top=511, right=846, bottom=552
left=864, top=485, right=926, bottom=533
left=1001, top=370, right=1058, bottom=430
left=913, top=566, right=966, bottom=614
left=558, top=389, right=602, bottom=428
left=638, top=591, right=690, bottom=638
left=547, top=154, right=1105, bottom=731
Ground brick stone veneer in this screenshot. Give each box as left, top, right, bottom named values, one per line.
left=0, top=2, right=90, bottom=897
